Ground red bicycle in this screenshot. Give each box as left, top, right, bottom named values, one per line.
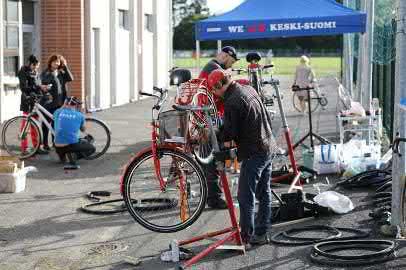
left=120, top=86, right=211, bottom=233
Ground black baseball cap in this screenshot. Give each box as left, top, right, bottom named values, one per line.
left=222, top=46, right=239, bottom=61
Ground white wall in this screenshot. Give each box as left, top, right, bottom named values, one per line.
left=86, top=0, right=111, bottom=110
left=1, top=0, right=23, bottom=122
left=84, top=0, right=170, bottom=111
left=141, top=0, right=154, bottom=94
left=115, top=0, right=130, bottom=106
left=155, top=0, right=171, bottom=87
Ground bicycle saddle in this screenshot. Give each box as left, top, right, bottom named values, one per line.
left=246, top=52, right=262, bottom=63
left=170, top=68, right=192, bottom=86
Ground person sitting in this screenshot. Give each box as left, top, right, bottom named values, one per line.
left=53, top=97, right=95, bottom=169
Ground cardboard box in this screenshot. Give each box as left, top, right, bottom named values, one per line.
left=0, top=154, right=26, bottom=193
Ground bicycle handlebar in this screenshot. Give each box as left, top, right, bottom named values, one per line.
left=140, top=86, right=168, bottom=111
left=172, top=104, right=212, bottom=113
left=291, top=85, right=315, bottom=91
left=262, top=64, right=274, bottom=69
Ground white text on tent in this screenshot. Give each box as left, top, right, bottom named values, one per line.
left=270, top=21, right=337, bottom=31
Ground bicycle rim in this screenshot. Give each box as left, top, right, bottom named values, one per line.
left=82, top=118, right=111, bottom=160
left=123, top=148, right=207, bottom=233
left=190, top=91, right=216, bottom=164
left=1, top=116, right=41, bottom=159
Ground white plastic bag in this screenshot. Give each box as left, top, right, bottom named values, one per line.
left=313, top=144, right=341, bottom=174
left=313, top=191, right=354, bottom=214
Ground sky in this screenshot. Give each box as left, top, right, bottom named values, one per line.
left=206, top=0, right=244, bottom=15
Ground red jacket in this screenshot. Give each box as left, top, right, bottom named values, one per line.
left=199, top=59, right=225, bottom=117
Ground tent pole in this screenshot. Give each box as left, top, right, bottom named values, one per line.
left=217, top=40, right=222, bottom=54
left=343, top=0, right=354, bottom=96
left=391, top=0, right=406, bottom=236
left=196, top=40, right=201, bottom=75
left=359, top=0, right=374, bottom=109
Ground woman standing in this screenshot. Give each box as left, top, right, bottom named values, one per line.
left=18, top=55, right=48, bottom=154
left=57, top=55, right=74, bottom=103
left=40, top=54, right=64, bottom=152
left=292, top=55, right=316, bottom=113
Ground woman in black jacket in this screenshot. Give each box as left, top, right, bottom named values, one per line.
left=57, top=55, right=74, bottom=102
left=17, top=55, right=48, bottom=153
left=40, top=54, right=64, bottom=151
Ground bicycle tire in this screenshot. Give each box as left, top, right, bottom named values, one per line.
left=80, top=199, right=127, bottom=214
left=1, top=116, right=42, bottom=159
left=82, top=117, right=111, bottom=160
left=122, top=147, right=207, bottom=233
left=292, top=89, right=319, bottom=113
left=190, top=91, right=216, bottom=165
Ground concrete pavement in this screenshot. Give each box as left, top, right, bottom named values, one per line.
left=1, top=75, right=404, bottom=270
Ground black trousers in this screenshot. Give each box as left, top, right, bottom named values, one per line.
left=55, top=140, right=96, bottom=163
left=42, top=107, right=57, bottom=147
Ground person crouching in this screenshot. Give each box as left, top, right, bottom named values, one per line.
left=54, top=96, right=95, bottom=169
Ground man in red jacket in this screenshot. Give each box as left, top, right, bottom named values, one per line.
left=198, top=46, right=239, bottom=209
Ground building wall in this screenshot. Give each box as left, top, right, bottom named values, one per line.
left=114, top=0, right=130, bottom=106
left=1, top=0, right=171, bottom=122
left=155, top=0, right=172, bottom=87
left=85, top=0, right=111, bottom=109
left=40, top=0, right=84, bottom=100
left=141, top=0, right=154, bottom=94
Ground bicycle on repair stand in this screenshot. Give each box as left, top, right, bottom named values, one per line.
left=233, top=52, right=275, bottom=111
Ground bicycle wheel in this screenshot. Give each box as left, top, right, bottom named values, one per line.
left=1, top=116, right=42, bottom=159
left=292, top=89, right=320, bottom=113
left=122, top=148, right=207, bottom=233
left=82, top=117, right=111, bottom=160
left=190, top=91, right=216, bottom=164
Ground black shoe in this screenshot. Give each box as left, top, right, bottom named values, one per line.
left=43, top=145, right=51, bottom=152
left=207, top=198, right=228, bottom=209
left=37, top=148, right=49, bottom=155
left=249, top=233, right=270, bottom=245
left=64, top=163, right=80, bottom=170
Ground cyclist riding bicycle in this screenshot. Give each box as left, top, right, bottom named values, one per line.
left=54, top=96, right=95, bottom=169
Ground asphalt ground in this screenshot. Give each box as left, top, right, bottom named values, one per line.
left=1, top=75, right=405, bottom=270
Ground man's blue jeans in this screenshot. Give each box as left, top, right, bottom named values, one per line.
left=237, top=152, right=272, bottom=240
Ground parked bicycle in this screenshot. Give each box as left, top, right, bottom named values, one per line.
left=233, top=52, right=275, bottom=108
left=292, top=84, right=328, bottom=113
left=1, top=93, right=111, bottom=159
left=121, top=86, right=212, bottom=233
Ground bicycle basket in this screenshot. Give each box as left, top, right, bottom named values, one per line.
left=158, top=110, right=189, bottom=144
left=175, top=79, right=207, bottom=105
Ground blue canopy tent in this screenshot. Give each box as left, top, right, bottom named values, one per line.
left=195, top=0, right=366, bottom=41
left=194, top=0, right=367, bottom=98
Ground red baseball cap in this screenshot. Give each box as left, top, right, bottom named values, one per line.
left=207, top=69, right=226, bottom=90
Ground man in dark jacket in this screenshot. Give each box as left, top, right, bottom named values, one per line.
left=208, top=69, right=278, bottom=245
left=197, top=46, right=239, bottom=209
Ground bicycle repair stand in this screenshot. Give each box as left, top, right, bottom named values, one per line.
left=292, top=86, right=331, bottom=150
left=176, top=116, right=245, bottom=269
left=263, top=79, right=305, bottom=192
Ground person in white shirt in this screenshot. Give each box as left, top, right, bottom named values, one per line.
left=292, top=55, right=316, bottom=112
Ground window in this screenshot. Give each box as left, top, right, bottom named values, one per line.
left=118, top=9, right=129, bottom=30
left=144, top=13, right=154, bottom=33
left=3, top=0, right=20, bottom=77
left=4, top=56, right=19, bottom=77
left=22, top=0, right=35, bottom=25
left=5, top=0, right=19, bottom=21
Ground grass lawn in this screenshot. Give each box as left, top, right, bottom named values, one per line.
left=174, top=57, right=341, bottom=77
